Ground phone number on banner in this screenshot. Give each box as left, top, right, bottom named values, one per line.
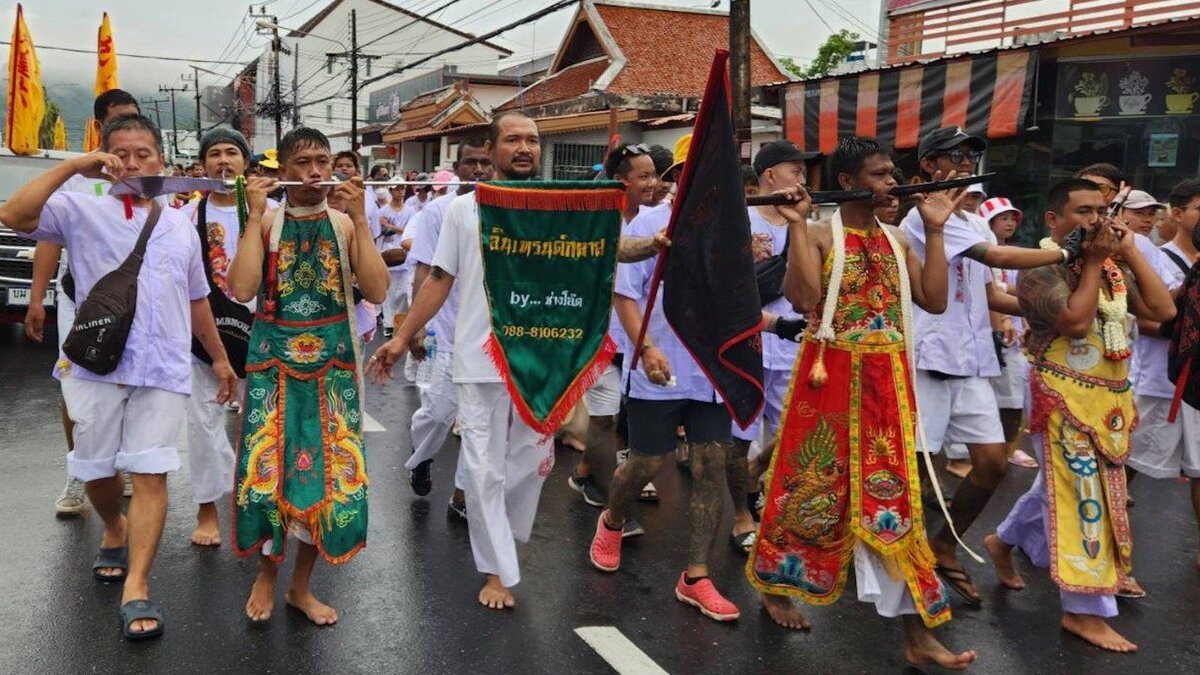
left=500, top=325, right=584, bottom=340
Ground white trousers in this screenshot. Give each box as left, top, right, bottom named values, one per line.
left=457, top=382, right=552, bottom=588
left=383, top=268, right=412, bottom=328
left=853, top=542, right=917, bottom=618
left=186, top=361, right=238, bottom=504
left=62, top=377, right=184, bottom=481
left=404, top=351, right=465, bottom=490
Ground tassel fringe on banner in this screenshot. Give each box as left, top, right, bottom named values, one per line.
left=476, top=182, right=624, bottom=213
left=484, top=333, right=617, bottom=436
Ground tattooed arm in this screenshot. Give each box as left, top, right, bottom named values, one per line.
left=617, top=229, right=671, bottom=263
left=964, top=242, right=1064, bottom=270
left=1017, top=257, right=1108, bottom=340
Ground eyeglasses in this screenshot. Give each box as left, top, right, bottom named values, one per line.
left=1095, top=184, right=1118, bottom=198
left=619, top=143, right=652, bottom=157
left=939, top=149, right=982, bottom=164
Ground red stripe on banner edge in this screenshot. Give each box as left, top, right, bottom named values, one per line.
left=484, top=332, right=617, bottom=436
left=665, top=315, right=765, bottom=430
left=476, top=183, right=625, bottom=212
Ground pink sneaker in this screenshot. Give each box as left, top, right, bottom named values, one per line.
left=590, top=511, right=623, bottom=572
left=674, top=572, right=740, bottom=621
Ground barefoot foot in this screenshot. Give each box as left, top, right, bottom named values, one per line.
left=245, top=564, right=277, bottom=621
left=984, top=534, right=1025, bottom=590
left=190, top=503, right=222, bottom=547
left=478, top=575, right=515, bottom=610
left=904, top=616, right=977, bottom=671
left=1061, top=613, right=1137, bottom=652
left=762, top=593, right=810, bottom=630
left=285, top=589, right=338, bottom=625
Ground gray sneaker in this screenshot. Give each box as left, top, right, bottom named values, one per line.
left=55, top=478, right=87, bottom=516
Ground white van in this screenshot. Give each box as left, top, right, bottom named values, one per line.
left=0, top=148, right=86, bottom=321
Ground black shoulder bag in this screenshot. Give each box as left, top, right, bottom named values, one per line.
left=190, top=197, right=253, bottom=378
left=754, top=231, right=789, bottom=305
left=62, top=201, right=163, bottom=375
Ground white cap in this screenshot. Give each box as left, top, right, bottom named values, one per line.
left=967, top=181, right=987, bottom=196
left=1124, top=189, right=1167, bottom=210
left=979, top=197, right=1022, bottom=223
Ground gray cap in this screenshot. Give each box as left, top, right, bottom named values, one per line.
left=199, top=127, right=252, bottom=162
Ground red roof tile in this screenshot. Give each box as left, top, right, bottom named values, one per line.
left=596, top=3, right=786, bottom=97
left=497, top=59, right=610, bottom=111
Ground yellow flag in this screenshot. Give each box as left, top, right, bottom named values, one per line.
left=83, top=117, right=100, bottom=152
left=6, top=3, right=45, bottom=155
left=95, top=12, right=118, bottom=96
left=53, top=115, right=67, bottom=150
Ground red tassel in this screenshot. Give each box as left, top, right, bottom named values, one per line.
left=1169, top=359, right=1191, bottom=423
left=484, top=333, right=617, bottom=435
left=122, top=194, right=134, bottom=219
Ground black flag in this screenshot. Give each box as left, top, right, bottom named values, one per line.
left=635, top=50, right=765, bottom=429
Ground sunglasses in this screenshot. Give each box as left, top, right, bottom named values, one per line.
left=1095, top=183, right=1118, bottom=198
left=619, top=143, right=652, bottom=157
left=939, top=149, right=983, bottom=164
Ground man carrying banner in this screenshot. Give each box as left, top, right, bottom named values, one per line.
left=985, top=179, right=1175, bottom=653
left=370, top=111, right=618, bottom=610
left=747, top=137, right=978, bottom=669
left=229, top=127, right=389, bottom=626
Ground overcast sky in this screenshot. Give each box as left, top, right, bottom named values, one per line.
left=3, top=0, right=884, bottom=91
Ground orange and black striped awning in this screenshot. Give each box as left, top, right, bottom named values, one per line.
left=782, top=49, right=1038, bottom=153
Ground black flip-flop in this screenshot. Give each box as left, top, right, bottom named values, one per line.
left=936, top=564, right=983, bottom=607
left=119, top=599, right=164, bottom=641
left=730, top=531, right=757, bottom=555
left=92, top=546, right=128, bottom=583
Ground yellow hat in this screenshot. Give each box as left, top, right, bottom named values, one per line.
left=663, top=133, right=691, bottom=179
left=259, top=148, right=279, bottom=170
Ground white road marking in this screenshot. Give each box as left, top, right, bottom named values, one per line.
left=574, top=626, right=669, bottom=675
left=362, top=411, right=386, bottom=432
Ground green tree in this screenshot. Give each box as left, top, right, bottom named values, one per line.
left=39, top=96, right=61, bottom=149
left=804, top=29, right=860, bottom=78
left=778, top=56, right=805, bottom=79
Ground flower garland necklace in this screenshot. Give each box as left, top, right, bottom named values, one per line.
left=1039, top=237, right=1130, bottom=360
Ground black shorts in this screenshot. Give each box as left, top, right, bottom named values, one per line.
left=625, top=397, right=732, bottom=456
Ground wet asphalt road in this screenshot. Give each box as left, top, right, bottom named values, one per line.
left=2, top=321, right=1200, bottom=675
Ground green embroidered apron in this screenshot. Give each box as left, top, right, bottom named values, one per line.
left=233, top=209, right=368, bottom=564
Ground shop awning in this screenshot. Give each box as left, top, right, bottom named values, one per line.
left=780, top=48, right=1038, bottom=153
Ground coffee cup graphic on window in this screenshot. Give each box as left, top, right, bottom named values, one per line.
left=1074, top=96, right=1108, bottom=117
left=1166, top=92, right=1199, bottom=114
left=1118, top=94, right=1151, bottom=115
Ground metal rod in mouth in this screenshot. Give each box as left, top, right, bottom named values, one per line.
left=745, top=172, right=995, bottom=206
left=225, top=179, right=474, bottom=188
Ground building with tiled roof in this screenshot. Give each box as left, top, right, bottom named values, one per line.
left=493, top=0, right=789, bottom=179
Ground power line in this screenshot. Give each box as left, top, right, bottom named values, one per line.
left=361, top=0, right=578, bottom=89
left=0, top=41, right=253, bottom=65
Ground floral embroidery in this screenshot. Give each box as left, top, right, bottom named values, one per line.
left=860, top=505, right=911, bottom=543
left=285, top=333, right=326, bottom=364
left=296, top=450, right=314, bottom=471
left=294, top=261, right=317, bottom=288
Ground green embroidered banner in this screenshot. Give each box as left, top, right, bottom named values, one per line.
left=477, top=180, right=623, bottom=434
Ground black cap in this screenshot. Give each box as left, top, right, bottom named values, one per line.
left=918, top=126, right=986, bottom=159
left=752, top=140, right=821, bottom=175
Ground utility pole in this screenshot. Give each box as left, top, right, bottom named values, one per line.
left=327, top=9, right=378, bottom=175
left=292, top=44, right=300, bottom=126
left=188, top=67, right=203, bottom=144
left=159, top=83, right=189, bottom=160
left=729, top=0, right=751, bottom=162
left=141, top=98, right=165, bottom=132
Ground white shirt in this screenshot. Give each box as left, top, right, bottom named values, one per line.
left=748, top=208, right=802, bottom=371
left=32, top=192, right=208, bottom=395
left=1134, top=240, right=1190, bottom=399
left=431, top=193, right=499, bottom=383
left=378, top=204, right=415, bottom=272
left=615, top=205, right=720, bottom=402
left=901, top=208, right=1000, bottom=378
left=410, top=191, right=460, bottom=353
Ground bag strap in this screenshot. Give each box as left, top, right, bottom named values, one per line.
left=196, top=196, right=218, bottom=284
left=129, top=200, right=163, bottom=261
left=1162, top=247, right=1191, bottom=274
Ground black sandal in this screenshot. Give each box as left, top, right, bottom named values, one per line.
left=92, top=546, right=128, bottom=583
left=119, top=599, right=164, bottom=641
left=935, top=564, right=983, bottom=606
